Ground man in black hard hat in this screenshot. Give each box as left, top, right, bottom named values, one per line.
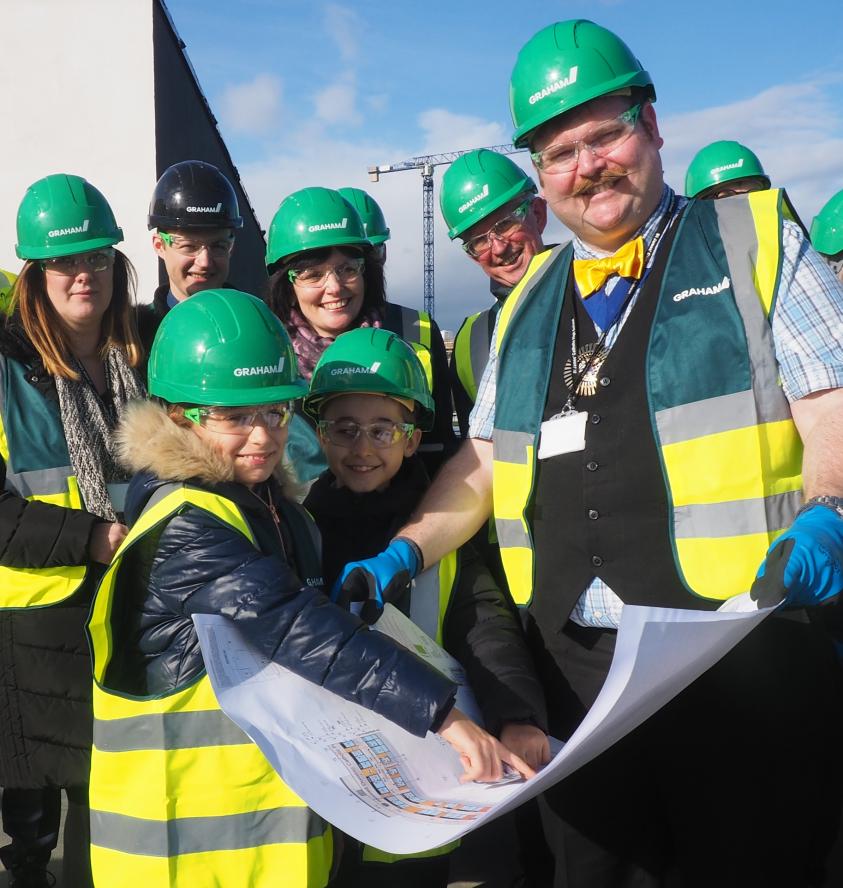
left=139, top=160, right=243, bottom=350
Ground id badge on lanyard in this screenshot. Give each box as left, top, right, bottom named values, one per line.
left=538, top=408, right=588, bottom=459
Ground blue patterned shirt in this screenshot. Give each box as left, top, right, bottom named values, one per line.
left=468, top=185, right=843, bottom=628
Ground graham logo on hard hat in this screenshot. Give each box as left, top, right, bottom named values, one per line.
left=710, top=159, right=743, bottom=176
left=233, top=355, right=287, bottom=378
left=329, top=361, right=382, bottom=376
left=149, top=289, right=308, bottom=406
left=458, top=184, right=490, bottom=215
left=266, top=188, right=368, bottom=268
left=528, top=66, right=579, bottom=106
left=307, top=218, right=348, bottom=233
left=186, top=203, right=223, bottom=214
left=48, top=220, right=90, bottom=239
left=672, top=276, right=730, bottom=303
left=684, top=141, right=768, bottom=198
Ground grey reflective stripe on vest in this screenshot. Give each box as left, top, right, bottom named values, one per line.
left=408, top=565, right=440, bottom=640
left=469, top=311, right=492, bottom=391
left=91, top=806, right=326, bottom=857
left=494, top=428, right=533, bottom=464
left=457, top=310, right=493, bottom=401
left=5, top=464, right=75, bottom=498
left=493, top=429, right=534, bottom=550
left=713, top=197, right=791, bottom=424
left=655, top=389, right=765, bottom=446
left=675, top=490, right=803, bottom=539
left=94, top=710, right=251, bottom=752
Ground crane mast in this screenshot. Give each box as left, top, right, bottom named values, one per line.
left=368, top=144, right=526, bottom=318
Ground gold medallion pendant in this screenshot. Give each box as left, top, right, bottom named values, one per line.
left=563, top=343, right=610, bottom=397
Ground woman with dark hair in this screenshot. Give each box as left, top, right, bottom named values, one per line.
left=0, top=174, right=145, bottom=888
left=265, top=187, right=455, bottom=483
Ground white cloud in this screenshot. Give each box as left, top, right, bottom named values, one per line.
left=659, top=78, right=843, bottom=220
left=418, top=109, right=509, bottom=156
left=238, top=105, right=575, bottom=332
left=315, top=76, right=362, bottom=126
left=233, top=74, right=832, bottom=332
left=366, top=93, right=389, bottom=114
left=323, top=3, right=360, bottom=63
left=218, top=73, right=282, bottom=135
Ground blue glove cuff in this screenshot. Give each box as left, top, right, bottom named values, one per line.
left=389, top=537, right=422, bottom=578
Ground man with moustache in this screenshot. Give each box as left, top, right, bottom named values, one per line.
left=440, top=150, right=548, bottom=435
left=138, top=160, right=243, bottom=352
left=334, top=19, right=843, bottom=888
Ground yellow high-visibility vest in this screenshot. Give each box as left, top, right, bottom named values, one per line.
left=492, top=190, right=803, bottom=606
left=88, top=483, right=333, bottom=887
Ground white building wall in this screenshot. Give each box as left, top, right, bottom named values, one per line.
left=0, top=0, right=158, bottom=299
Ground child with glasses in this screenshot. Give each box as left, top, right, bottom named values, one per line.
left=303, top=327, right=549, bottom=888
left=89, top=291, right=530, bottom=888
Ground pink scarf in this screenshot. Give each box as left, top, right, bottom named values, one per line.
left=286, top=305, right=382, bottom=380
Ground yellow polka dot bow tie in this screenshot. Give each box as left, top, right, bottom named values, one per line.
left=572, top=236, right=645, bottom=298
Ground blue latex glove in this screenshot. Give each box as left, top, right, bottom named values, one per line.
left=331, top=539, right=421, bottom=624
left=750, top=505, right=843, bottom=608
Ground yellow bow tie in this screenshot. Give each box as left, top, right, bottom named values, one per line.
left=573, top=236, right=645, bottom=298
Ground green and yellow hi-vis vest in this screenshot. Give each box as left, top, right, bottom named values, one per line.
left=0, top=354, right=87, bottom=608
left=88, top=483, right=333, bottom=888
left=492, top=189, right=804, bottom=607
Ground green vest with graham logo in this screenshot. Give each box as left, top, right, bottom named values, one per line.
left=492, top=189, right=804, bottom=607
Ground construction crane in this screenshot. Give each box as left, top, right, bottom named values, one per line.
left=368, top=144, right=526, bottom=319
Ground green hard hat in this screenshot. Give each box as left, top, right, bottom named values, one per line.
left=440, top=150, right=537, bottom=240
left=266, top=187, right=369, bottom=269
left=337, top=188, right=390, bottom=245
left=810, top=189, right=843, bottom=257
left=15, top=174, right=123, bottom=260
left=685, top=141, right=770, bottom=198
left=149, top=288, right=308, bottom=406
left=304, top=327, right=434, bottom=431
left=510, top=20, right=655, bottom=148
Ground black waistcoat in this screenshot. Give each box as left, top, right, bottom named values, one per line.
left=529, top=219, right=719, bottom=632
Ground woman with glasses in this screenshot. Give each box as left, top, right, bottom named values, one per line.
left=0, top=174, right=144, bottom=888
left=264, top=186, right=456, bottom=484
left=87, top=289, right=529, bottom=888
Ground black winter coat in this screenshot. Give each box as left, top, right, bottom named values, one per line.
left=135, top=284, right=170, bottom=358
left=110, top=400, right=457, bottom=738
left=305, top=456, right=548, bottom=736
left=0, top=324, right=102, bottom=788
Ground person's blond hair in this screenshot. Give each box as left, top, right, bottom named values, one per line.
left=9, top=251, right=144, bottom=379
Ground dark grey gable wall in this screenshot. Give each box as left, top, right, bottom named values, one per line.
left=152, top=0, right=269, bottom=300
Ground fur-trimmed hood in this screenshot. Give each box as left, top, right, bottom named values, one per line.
left=116, top=398, right=298, bottom=492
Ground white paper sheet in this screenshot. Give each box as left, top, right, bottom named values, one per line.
left=194, top=599, right=773, bottom=854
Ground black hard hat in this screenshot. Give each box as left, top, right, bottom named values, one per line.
left=147, top=160, right=243, bottom=231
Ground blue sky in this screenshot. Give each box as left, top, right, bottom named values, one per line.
left=166, top=0, right=843, bottom=331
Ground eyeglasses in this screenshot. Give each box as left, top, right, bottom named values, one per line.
left=317, top=419, right=415, bottom=449
left=287, top=258, right=365, bottom=288
left=182, top=402, right=294, bottom=435
left=159, top=231, right=234, bottom=258
left=530, top=104, right=642, bottom=174
left=40, top=248, right=115, bottom=276
left=461, top=200, right=533, bottom=259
